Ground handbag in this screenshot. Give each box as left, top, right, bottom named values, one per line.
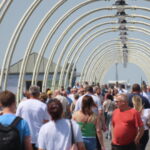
left=70, top=120, right=78, bottom=150
left=70, top=120, right=75, bottom=144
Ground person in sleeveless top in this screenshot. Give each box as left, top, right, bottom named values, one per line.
left=72, top=95, right=105, bottom=150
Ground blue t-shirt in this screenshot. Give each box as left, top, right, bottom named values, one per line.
left=0, top=113, right=30, bottom=143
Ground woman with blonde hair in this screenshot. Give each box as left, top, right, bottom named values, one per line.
left=132, top=95, right=150, bottom=150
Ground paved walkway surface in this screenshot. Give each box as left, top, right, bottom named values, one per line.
left=104, top=132, right=150, bottom=150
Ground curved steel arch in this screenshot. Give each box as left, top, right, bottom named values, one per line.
left=30, top=1, right=109, bottom=92
left=38, top=6, right=150, bottom=91
left=66, top=26, right=150, bottom=88
left=82, top=39, right=150, bottom=83
left=0, top=2, right=150, bottom=98
left=15, top=0, right=101, bottom=99
left=50, top=19, right=116, bottom=90
left=97, top=52, right=149, bottom=83
left=91, top=49, right=150, bottom=85
left=48, top=10, right=150, bottom=90
left=101, top=50, right=150, bottom=84
left=89, top=48, right=122, bottom=83
left=86, top=43, right=150, bottom=83
left=65, top=28, right=117, bottom=88
left=0, top=0, right=42, bottom=90
left=88, top=45, right=150, bottom=83
left=81, top=43, right=121, bottom=83
left=41, top=7, right=116, bottom=91
left=80, top=31, right=150, bottom=83
left=99, top=52, right=150, bottom=85
left=55, top=16, right=150, bottom=88
left=0, top=0, right=12, bottom=23
left=17, top=0, right=67, bottom=100
left=53, top=15, right=150, bottom=89
left=99, top=55, right=150, bottom=85
left=17, top=1, right=110, bottom=99
left=90, top=46, right=150, bottom=85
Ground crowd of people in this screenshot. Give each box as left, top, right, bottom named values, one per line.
left=0, top=82, right=150, bottom=150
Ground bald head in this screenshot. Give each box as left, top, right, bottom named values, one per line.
left=116, top=93, right=128, bottom=102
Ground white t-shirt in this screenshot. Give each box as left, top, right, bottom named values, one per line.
left=38, top=119, right=83, bottom=150
left=142, top=92, right=150, bottom=103
left=74, top=93, right=102, bottom=114
left=141, top=108, right=150, bottom=130
left=16, top=99, right=50, bottom=144
left=68, top=94, right=75, bottom=102
left=118, top=89, right=128, bottom=94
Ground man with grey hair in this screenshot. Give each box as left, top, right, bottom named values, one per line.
left=54, top=89, right=68, bottom=117
left=16, top=85, right=50, bottom=150
left=111, top=93, right=144, bottom=150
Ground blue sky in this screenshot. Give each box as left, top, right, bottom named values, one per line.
left=0, top=0, right=150, bottom=86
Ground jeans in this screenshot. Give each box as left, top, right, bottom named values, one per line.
left=83, top=137, right=97, bottom=150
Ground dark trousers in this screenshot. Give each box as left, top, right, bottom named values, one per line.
left=96, top=135, right=101, bottom=150
left=32, top=144, right=38, bottom=150
left=138, top=130, right=149, bottom=150
left=111, top=142, right=137, bottom=150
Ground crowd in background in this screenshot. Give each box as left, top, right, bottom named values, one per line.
left=0, top=82, right=150, bottom=150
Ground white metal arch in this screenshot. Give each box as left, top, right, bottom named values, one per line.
left=91, top=50, right=150, bottom=85
left=44, top=8, right=150, bottom=90
left=38, top=6, right=150, bottom=91
left=17, top=0, right=67, bottom=100
left=0, top=1, right=150, bottom=100
left=90, top=47, right=150, bottom=85
left=66, top=26, right=150, bottom=87
left=17, top=1, right=109, bottom=99
left=0, top=0, right=12, bottom=23
left=99, top=52, right=150, bottom=85
left=82, top=39, right=150, bottom=83
left=0, top=0, right=42, bottom=89
left=55, top=15, right=150, bottom=89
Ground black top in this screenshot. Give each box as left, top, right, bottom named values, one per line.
left=127, top=93, right=150, bottom=109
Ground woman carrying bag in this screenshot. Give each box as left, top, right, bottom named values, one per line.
left=38, top=99, right=86, bottom=150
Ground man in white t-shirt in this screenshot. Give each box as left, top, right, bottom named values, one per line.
left=74, top=86, right=106, bottom=134
left=74, top=86, right=103, bottom=114
left=16, top=85, right=50, bottom=150
left=68, top=88, right=78, bottom=102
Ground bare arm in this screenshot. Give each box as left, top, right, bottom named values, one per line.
left=99, top=109, right=106, bottom=132
left=96, top=116, right=105, bottom=150
left=111, top=124, right=114, bottom=141
left=76, top=142, right=86, bottom=150
left=24, top=136, right=33, bottom=150
left=134, top=126, right=144, bottom=144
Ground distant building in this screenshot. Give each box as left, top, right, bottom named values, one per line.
left=1, top=52, right=76, bottom=92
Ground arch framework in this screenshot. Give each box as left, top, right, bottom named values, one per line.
left=0, top=0, right=150, bottom=101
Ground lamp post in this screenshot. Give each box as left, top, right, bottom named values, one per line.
left=115, top=63, right=119, bottom=87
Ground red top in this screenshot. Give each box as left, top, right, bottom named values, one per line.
left=112, top=108, right=143, bottom=145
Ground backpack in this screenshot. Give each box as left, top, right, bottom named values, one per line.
left=0, top=116, right=22, bottom=150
